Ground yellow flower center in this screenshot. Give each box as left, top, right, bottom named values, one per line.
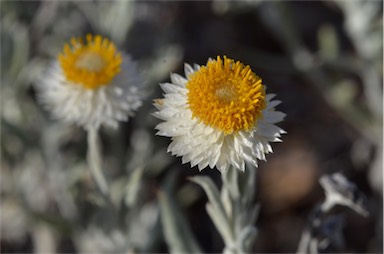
left=187, top=56, right=266, bottom=135
left=58, top=34, right=122, bottom=89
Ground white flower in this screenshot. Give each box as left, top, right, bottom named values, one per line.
left=154, top=56, right=286, bottom=172
left=319, top=173, right=369, bottom=217
left=37, top=34, right=145, bottom=130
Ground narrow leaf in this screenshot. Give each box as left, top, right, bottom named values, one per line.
left=190, top=176, right=234, bottom=243
left=158, top=190, right=202, bottom=254
left=190, top=176, right=227, bottom=220
left=124, top=167, right=144, bottom=207
left=206, top=204, right=234, bottom=245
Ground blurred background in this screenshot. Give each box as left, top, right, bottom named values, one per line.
left=1, top=0, right=382, bottom=253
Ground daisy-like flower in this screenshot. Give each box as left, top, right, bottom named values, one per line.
left=154, top=56, right=286, bottom=172
left=37, top=34, right=144, bottom=129
left=319, top=173, right=369, bottom=217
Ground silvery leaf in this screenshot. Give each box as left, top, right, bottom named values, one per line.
left=158, top=190, right=202, bottom=254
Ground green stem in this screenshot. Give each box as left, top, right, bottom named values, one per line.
left=87, top=127, right=109, bottom=197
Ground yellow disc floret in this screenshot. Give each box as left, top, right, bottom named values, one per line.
left=187, top=56, right=266, bottom=135
left=58, top=34, right=122, bottom=89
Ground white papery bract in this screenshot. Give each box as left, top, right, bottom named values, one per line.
left=154, top=57, right=286, bottom=172
left=36, top=35, right=144, bottom=130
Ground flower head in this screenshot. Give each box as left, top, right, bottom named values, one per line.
left=37, top=34, right=145, bottom=129
left=154, top=56, right=286, bottom=172
left=319, top=173, right=369, bottom=217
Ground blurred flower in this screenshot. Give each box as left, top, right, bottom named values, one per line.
left=37, top=34, right=144, bottom=129
left=319, top=173, right=369, bottom=217
left=297, top=174, right=369, bottom=254
left=154, top=56, right=285, bottom=172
